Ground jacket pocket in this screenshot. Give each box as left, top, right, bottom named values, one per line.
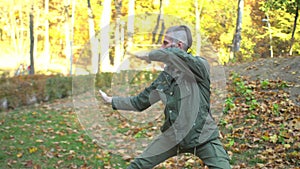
left=176, top=80, right=192, bottom=101
left=156, top=84, right=170, bottom=104
left=194, top=105, right=210, bottom=133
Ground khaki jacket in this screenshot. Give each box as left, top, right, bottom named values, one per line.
left=112, top=47, right=219, bottom=149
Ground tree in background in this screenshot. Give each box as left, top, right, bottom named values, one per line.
left=261, top=0, right=300, bottom=56
left=1, top=0, right=300, bottom=75
left=127, top=0, right=135, bottom=50
left=63, top=0, right=76, bottom=75
left=0, top=0, right=30, bottom=67
left=231, top=0, right=244, bottom=60
left=199, top=0, right=237, bottom=64
left=113, top=0, right=123, bottom=69
left=99, top=0, right=113, bottom=72
left=44, top=0, right=50, bottom=70
left=194, top=0, right=204, bottom=56
left=152, top=0, right=165, bottom=45
left=88, top=0, right=99, bottom=74
left=289, top=1, right=299, bottom=55
left=29, top=4, right=35, bottom=75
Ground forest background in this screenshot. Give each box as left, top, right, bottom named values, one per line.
left=0, top=0, right=299, bottom=76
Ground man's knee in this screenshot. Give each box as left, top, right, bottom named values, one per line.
left=196, top=139, right=231, bottom=169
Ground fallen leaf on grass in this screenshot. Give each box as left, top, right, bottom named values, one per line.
left=122, top=154, right=132, bottom=161
left=24, top=160, right=33, bottom=167
left=29, top=146, right=38, bottom=153
left=36, top=139, right=44, bottom=143
left=17, top=152, right=23, bottom=158
left=33, top=164, right=41, bottom=169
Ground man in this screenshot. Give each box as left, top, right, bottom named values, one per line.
left=99, top=25, right=231, bottom=168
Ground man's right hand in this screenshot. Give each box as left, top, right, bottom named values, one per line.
left=127, top=51, right=151, bottom=63
left=99, top=90, right=112, bottom=104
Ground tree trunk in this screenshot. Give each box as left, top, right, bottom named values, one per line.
left=64, top=0, right=75, bottom=75
left=9, top=3, right=18, bottom=60
left=29, top=5, right=35, bottom=75
left=114, top=0, right=122, bottom=69
left=120, top=21, right=125, bottom=60
left=195, top=0, right=204, bottom=55
left=88, top=0, right=99, bottom=74
left=70, top=0, right=76, bottom=75
left=231, top=0, right=244, bottom=59
left=64, top=0, right=71, bottom=75
left=152, top=0, right=163, bottom=44
left=100, top=0, right=113, bottom=72
left=0, top=28, right=2, bottom=41
left=265, top=14, right=273, bottom=58
left=156, top=6, right=165, bottom=45
left=34, top=9, right=40, bottom=64
left=289, top=3, right=299, bottom=56
left=19, top=7, right=23, bottom=57
left=127, top=0, right=135, bottom=50
left=44, top=0, right=50, bottom=69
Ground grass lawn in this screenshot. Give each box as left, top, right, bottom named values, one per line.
left=0, top=107, right=128, bottom=169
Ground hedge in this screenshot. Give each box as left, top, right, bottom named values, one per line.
left=0, top=71, right=159, bottom=111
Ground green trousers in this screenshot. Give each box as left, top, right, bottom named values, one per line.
left=127, top=139, right=231, bottom=169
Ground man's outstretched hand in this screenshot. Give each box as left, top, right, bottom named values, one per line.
left=99, top=90, right=112, bottom=104
left=127, top=51, right=151, bottom=63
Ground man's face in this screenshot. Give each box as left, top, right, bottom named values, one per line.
left=161, top=35, right=174, bottom=49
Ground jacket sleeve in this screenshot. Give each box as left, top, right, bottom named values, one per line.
left=148, top=48, right=209, bottom=83
left=112, top=73, right=163, bottom=111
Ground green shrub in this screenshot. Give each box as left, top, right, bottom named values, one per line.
left=0, top=75, right=52, bottom=110
left=45, top=75, right=72, bottom=100
left=95, top=72, right=113, bottom=89
left=0, top=71, right=160, bottom=111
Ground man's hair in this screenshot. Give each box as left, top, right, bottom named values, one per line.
left=166, top=25, right=193, bottom=51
